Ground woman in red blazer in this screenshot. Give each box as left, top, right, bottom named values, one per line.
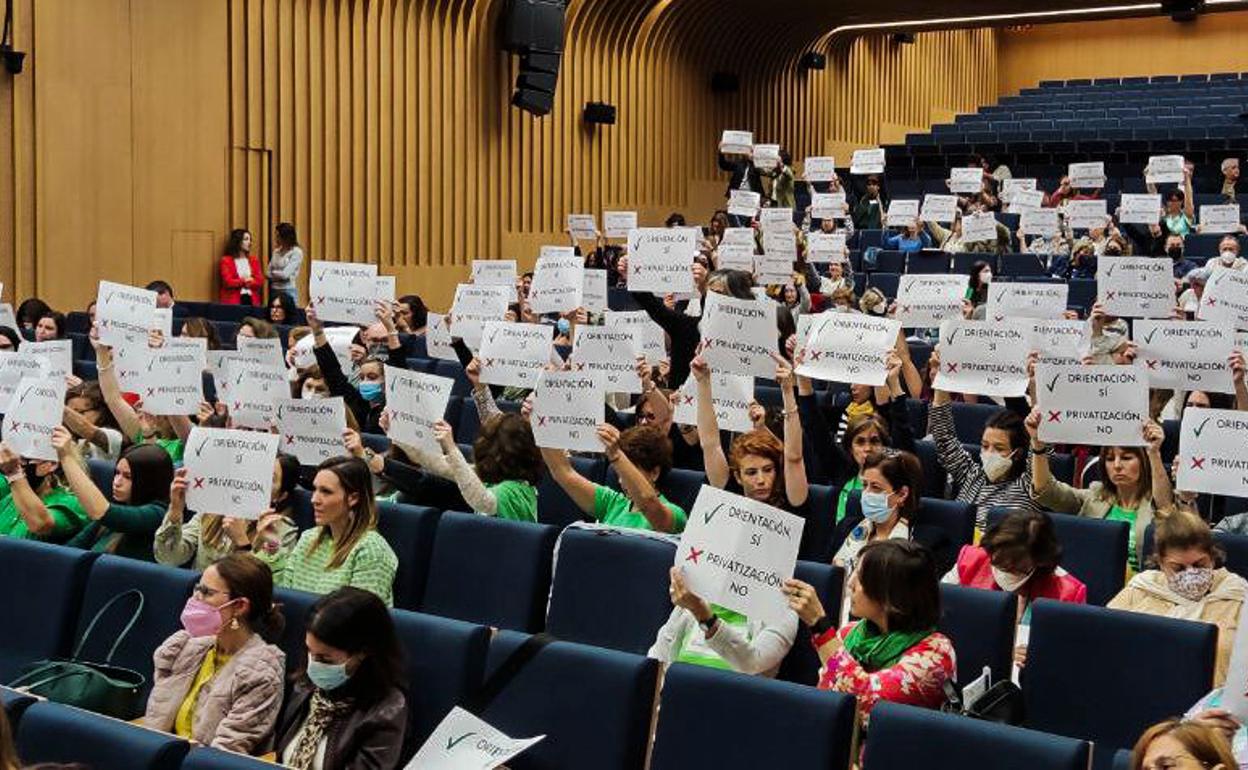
left=219, top=228, right=264, bottom=305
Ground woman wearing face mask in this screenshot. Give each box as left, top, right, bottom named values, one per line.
left=1028, top=410, right=1171, bottom=573
left=1129, top=718, right=1236, bottom=770
left=155, top=456, right=300, bottom=570
left=63, top=381, right=125, bottom=462
left=828, top=286, right=857, bottom=313
left=965, top=260, right=992, bottom=306
left=832, top=449, right=952, bottom=577
left=275, top=587, right=407, bottom=770
left=305, top=301, right=406, bottom=435
left=785, top=539, right=955, bottom=729
left=1110, top=511, right=1246, bottom=686
left=269, top=456, right=398, bottom=606
left=0, top=441, right=88, bottom=542
left=219, top=228, right=264, bottom=306
left=143, top=554, right=285, bottom=754
left=50, top=427, right=174, bottom=560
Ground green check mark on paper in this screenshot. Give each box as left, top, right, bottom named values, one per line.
left=447, top=732, right=476, bottom=751
left=1193, top=418, right=1211, bottom=438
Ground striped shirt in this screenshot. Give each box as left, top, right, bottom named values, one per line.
left=274, top=528, right=398, bottom=607
left=927, top=402, right=1040, bottom=529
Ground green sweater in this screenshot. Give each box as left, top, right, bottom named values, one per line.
left=65, top=501, right=168, bottom=562
left=0, top=478, right=88, bottom=542
left=268, top=528, right=399, bottom=607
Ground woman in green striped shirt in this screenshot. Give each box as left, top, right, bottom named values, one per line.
left=264, top=456, right=398, bottom=607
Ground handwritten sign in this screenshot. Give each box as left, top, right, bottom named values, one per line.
left=886, top=199, right=920, bottom=228
left=1200, top=204, right=1242, bottom=235
left=1035, top=364, right=1149, bottom=447
left=1021, top=208, right=1060, bottom=237
left=753, top=253, right=793, bottom=286
left=1069, top=162, right=1105, bottom=189
left=1146, top=155, right=1185, bottom=185
left=920, top=194, right=959, bottom=224
left=182, top=428, right=279, bottom=518
left=567, top=214, right=597, bottom=241
left=570, top=327, right=642, bottom=392
left=471, top=260, right=518, bottom=287
left=985, top=282, right=1069, bottom=321
left=225, top=366, right=287, bottom=430
left=1032, top=319, right=1090, bottom=366
left=699, top=293, right=778, bottom=379
left=1002, top=178, right=1037, bottom=202
left=896, top=274, right=966, bottom=328
left=141, top=338, right=207, bottom=416
left=236, top=336, right=285, bottom=372
left=528, top=253, right=584, bottom=315
left=1134, top=320, right=1236, bottom=393
left=627, top=227, right=698, bottom=294
left=673, top=372, right=753, bottom=433
left=933, top=319, right=1033, bottom=398
left=95, top=281, right=157, bottom=347
left=384, top=366, right=454, bottom=452
left=2, top=375, right=66, bottom=461
left=761, top=229, right=796, bottom=257
left=806, top=232, right=847, bottom=263
left=1119, top=194, right=1162, bottom=226
left=1007, top=189, right=1044, bottom=214
left=530, top=370, right=603, bottom=453
left=962, top=211, right=999, bottom=243
left=850, top=148, right=885, bottom=175
left=0, top=304, right=15, bottom=331
left=795, top=314, right=900, bottom=386
left=0, top=353, right=48, bottom=407
left=752, top=143, right=781, bottom=169
left=604, top=310, right=666, bottom=365
left=581, top=269, right=608, bottom=314
left=950, top=167, right=983, bottom=194
left=811, top=192, right=847, bottom=221
left=759, top=208, right=794, bottom=235
left=676, top=485, right=804, bottom=626
left=1065, top=199, right=1109, bottom=231
left=477, top=322, right=552, bottom=389
left=1097, top=257, right=1176, bottom=319
left=804, top=156, right=836, bottom=182
left=603, top=211, right=637, bottom=239
left=451, top=284, right=514, bottom=349
left=309, top=261, right=382, bottom=325
left=1177, top=407, right=1248, bottom=500
left=719, top=130, right=753, bottom=156
left=290, top=326, right=357, bottom=371
left=21, top=339, right=72, bottom=382
left=274, top=397, right=347, bottom=465
left=406, top=707, right=544, bottom=770
left=727, top=190, right=761, bottom=218
left=1198, top=268, right=1248, bottom=331
left=424, top=312, right=458, bottom=362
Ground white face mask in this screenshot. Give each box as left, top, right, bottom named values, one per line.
left=991, top=565, right=1033, bottom=593
left=980, top=450, right=1015, bottom=483
left=301, top=386, right=324, bottom=400
left=1220, top=250, right=1238, bottom=264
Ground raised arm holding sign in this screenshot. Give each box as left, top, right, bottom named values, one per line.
left=531, top=370, right=603, bottom=453
left=895, top=275, right=966, bottom=328
left=795, top=314, right=899, bottom=386
left=470, top=259, right=517, bottom=286
left=2, top=375, right=66, bottom=461
left=1133, top=320, right=1236, bottom=393
left=1177, top=407, right=1248, bottom=500
left=528, top=253, right=584, bottom=315
left=1198, top=268, right=1248, bottom=331
left=570, top=327, right=642, bottom=392
left=850, top=148, right=885, bottom=175
left=699, top=293, right=778, bottom=378
left=933, top=319, right=1033, bottom=398
left=182, top=427, right=280, bottom=519
left=96, top=281, right=157, bottom=347
left=383, top=367, right=454, bottom=453
left=1097, top=257, right=1176, bottom=319
left=477, top=322, right=553, bottom=389
left=985, top=282, right=1069, bottom=321
left=627, top=228, right=698, bottom=294
left=1035, top=364, right=1150, bottom=447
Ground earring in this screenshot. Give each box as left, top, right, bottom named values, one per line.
left=228, top=617, right=241, bottom=631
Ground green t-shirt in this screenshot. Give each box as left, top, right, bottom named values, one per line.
left=135, top=433, right=185, bottom=464
left=0, top=478, right=88, bottom=542
left=675, top=605, right=748, bottom=671
left=65, top=501, right=168, bottom=562
left=837, top=476, right=864, bottom=524
left=1107, top=504, right=1139, bottom=573
left=592, top=485, right=686, bottom=533
left=489, top=480, right=537, bottom=523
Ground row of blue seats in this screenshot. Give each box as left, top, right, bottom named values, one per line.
left=897, top=137, right=1248, bottom=155
left=1032, top=73, right=1248, bottom=87
left=998, top=93, right=1248, bottom=108
left=962, top=104, right=1248, bottom=122
left=909, top=126, right=1248, bottom=145
left=936, top=116, right=1245, bottom=135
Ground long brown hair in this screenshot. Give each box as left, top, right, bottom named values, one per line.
left=1096, top=445, right=1153, bottom=505
left=312, top=456, right=378, bottom=569
left=213, top=553, right=286, bottom=644
left=1131, top=719, right=1236, bottom=770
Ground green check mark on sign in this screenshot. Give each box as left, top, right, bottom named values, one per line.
left=1193, top=418, right=1211, bottom=438
left=446, top=732, right=476, bottom=751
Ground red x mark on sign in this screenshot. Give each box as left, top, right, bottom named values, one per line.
left=482, top=359, right=493, bottom=367
left=7, top=424, right=19, bottom=434
left=683, top=395, right=694, bottom=405
left=1047, top=411, right=1062, bottom=423
left=285, top=435, right=296, bottom=445
left=146, top=388, right=155, bottom=397
left=1105, top=291, right=1116, bottom=301
left=633, top=265, right=642, bottom=274
left=686, top=548, right=703, bottom=564
left=945, top=362, right=959, bottom=374
left=573, top=363, right=585, bottom=371
left=808, top=351, right=823, bottom=361
left=899, top=305, right=910, bottom=313
left=193, top=477, right=206, bottom=489
left=1190, top=457, right=1206, bottom=470
left=1146, top=360, right=1159, bottom=370
left=537, top=416, right=547, bottom=426
left=1205, top=297, right=1218, bottom=307
left=232, top=402, right=241, bottom=411
left=702, top=339, right=715, bottom=349
left=313, top=296, right=325, bottom=305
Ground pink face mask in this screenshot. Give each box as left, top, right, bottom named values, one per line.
left=180, top=597, right=235, bottom=638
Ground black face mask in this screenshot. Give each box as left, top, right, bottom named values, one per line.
left=24, top=463, right=45, bottom=489
left=1168, top=247, right=1185, bottom=260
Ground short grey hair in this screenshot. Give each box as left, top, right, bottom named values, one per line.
left=1223, top=157, right=1240, bottom=174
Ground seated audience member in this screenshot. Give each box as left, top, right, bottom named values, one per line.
left=155, top=456, right=300, bottom=570
left=275, top=588, right=407, bottom=770
left=852, top=176, right=888, bottom=230
left=15, top=297, right=51, bottom=332
left=143, top=554, right=285, bottom=754
left=785, top=540, right=954, bottom=728
left=265, top=456, right=398, bottom=606
left=0, top=441, right=87, bottom=542
left=1109, top=510, right=1246, bottom=687
left=34, top=310, right=66, bottom=341
left=267, top=222, right=304, bottom=303
left=649, top=565, right=796, bottom=677
left=94, top=332, right=192, bottom=461
left=267, top=293, right=297, bottom=326
left=964, top=260, right=992, bottom=306
left=540, top=423, right=687, bottom=533
left=1221, top=157, right=1241, bottom=198
left=52, top=427, right=174, bottom=560
left=1147, top=168, right=1195, bottom=239
left=1129, top=718, right=1237, bottom=770
left=219, top=228, right=264, bottom=306
left=884, top=219, right=932, bottom=253
left=238, top=316, right=278, bottom=339
left=63, top=381, right=125, bottom=461
left=180, top=317, right=223, bottom=350
left=1161, top=233, right=1198, bottom=279
left=1028, top=411, right=1170, bottom=572
left=305, top=302, right=405, bottom=434
left=819, top=260, right=853, bottom=294
left=832, top=449, right=953, bottom=576
left=1212, top=234, right=1248, bottom=271
left=394, top=294, right=428, bottom=334
left=926, top=215, right=968, bottom=253
left=146, top=280, right=176, bottom=309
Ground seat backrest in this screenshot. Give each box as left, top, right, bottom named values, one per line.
left=1, top=686, right=36, bottom=726
left=375, top=502, right=442, bottom=610
left=0, top=539, right=96, bottom=682
left=938, top=583, right=1017, bottom=683
left=87, top=458, right=116, bottom=499
left=16, top=701, right=189, bottom=770
left=1112, top=748, right=1133, bottom=770
left=802, top=484, right=837, bottom=563
left=271, top=587, right=322, bottom=673
left=422, top=512, right=559, bottom=632
left=778, top=561, right=845, bottom=686
left=918, top=498, right=977, bottom=552
left=950, top=401, right=1003, bottom=444
left=1216, top=532, right=1248, bottom=581
left=1025, top=600, right=1216, bottom=759
left=652, top=664, right=855, bottom=770
left=536, top=455, right=603, bottom=528
left=482, top=633, right=658, bottom=770
left=988, top=508, right=1126, bottom=606
left=864, top=701, right=1091, bottom=770
left=182, top=747, right=276, bottom=769
left=545, top=527, right=675, bottom=654
left=391, top=609, right=490, bottom=749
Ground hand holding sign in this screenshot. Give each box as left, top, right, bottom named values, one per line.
left=182, top=427, right=280, bottom=519
left=627, top=228, right=698, bottom=294
left=933, top=319, right=1033, bottom=398
left=1034, top=365, right=1150, bottom=447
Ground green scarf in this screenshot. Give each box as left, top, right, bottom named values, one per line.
left=843, top=620, right=933, bottom=672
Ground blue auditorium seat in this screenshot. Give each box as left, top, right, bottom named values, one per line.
left=1025, top=600, right=1217, bottom=770
left=986, top=509, right=1127, bottom=606
left=778, top=561, right=845, bottom=686
left=86, top=458, right=116, bottom=498
left=455, top=392, right=518, bottom=442
left=913, top=439, right=950, bottom=498
left=376, top=501, right=442, bottom=610
left=1113, top=749, right=1132, bottom=770
left=0, top=538, right=97, bottom=682
left=998, top=253, right=1048, bottom=277
left=545, top=527, right=674, bottom=655
left=421, top=512, right=559, bottom=632
left=1217, top=532, right=1248, bottom=579
left=939, top=583, right=1017, bottom=683
left=1, top=686, right=35, bottom=725
left=1068, top=279, right=1097, bottom=312
left=392, top=609, right=490, bottom=747
left=16, top=701, right=189, bottom=770
left=484, top=633, right=658, bottom=770
left=844, top=492, right=974, bottom=554
left=865, top=702, right=1091, bottom=769
left=652, top=665, right=856, bottom=770
left=182, top=748, right=275, bottom=770
left=858, top=229, right=887, bottom=250
left=433, top=358, right=472, bottom=396
left=536, top=455, right=603, bottom=528
left=802, top=484, right=837, bottom=562
left=907, top=251, right=951, bottom=274
left=867, top=272, right=900, bottom=299
left=950, top=401, right=1003, bottom=444
left=271, top=586, right=320, bottom=669
left=870, top=250, right=906, bottom=273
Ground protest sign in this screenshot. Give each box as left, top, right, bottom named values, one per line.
left=795, top=314, right=899, bottom=386
left=1069, top=161, right=1105, bottom=189
left=1035, top=364, right=1150, bottom=447
left=528, top=253, right=584, bottom=315
left=530, top=370, right=603, bottom=453
left=716, top=244, right=755, bottom=272
left=1200, top=204, right=1243, bottom=235
left=1031, top=319, right=1090, bottom=366
left=237, top=336, right=285, bottom=371
left=183, top=427, right=280, bottom=518
left=850, top=148, right=885, bottom=175
left=471, top=259, right=517, bottom=287
left=141, top=338, right=207, bottom=415
left=95, top=281, right=157, bottom=347
left=570, top=327, right=642, bottom=392
left=603, top=211, right=637, bottom=238
left=761, top=230, right=796, bottom=257
left=753, top=253, right=793, bottom=286
left=375, top=276, right=396, bottom=306
left=1065, top=199, right=1109, bottom=231
left=759, top=208, right=794, bottom=235
left=290, top=326, right=357, bottom=371
left=719, top=130, right=753, bottom=155
left=225, top=366, right=288, bottom=429
left=1199, top=268, right=1248, bottom=331
left=804, top=156, right=836, bottom=182
left=675, top=485, right=804, bottom=627
left=699, top=293, right=778, bottom=379
left=1119, top=194, right=1162, bottom=226
left=477, top=322, right=552, bottom=389
left=604, top=310, right=665, bottom=365
left=0, top=352, right=48, bottom=407
left=962, top=211, right=999, bottom=243
left=626, top=227, right=698, bottom=294
left=1222, top=603, right=1248, bottom=722
left=274, top=397, right=347, bottom=465
left=1146, top=155, right=1185, bottom=185
left=406, top=707, right=544, bottom=770
left=949, top=167, right=983, bottom=194
left=451, top=283, right=514, bottom=349
left=811, top=192, right=847, bottom=220
left=985, top=282, right=1070, bottom=321
left=1021, top=208, right=1060, bottom=237
left=2, top=375, right=66, bottom=462
left=885, top=199, right=919, bottom=228
left=309, top=261, right=382, bottom=325
left=933, top=319, right=1033, bottom=398
left=1007, top=189, right=1044, bottom=214
left=673, top=372, right=753, bottom=433
left=727, top=190, right=761, bottom=218
left=581, top=269, right=608, bottom=314
left=753, top=143, right=781, bottom=169
left=1002, top=178, right=1037, bottom=202
left=424, top=312, right=458, bottom=361
left=112, top=338, right=155, bottom=393
left=920, top=194, right=959, bottom=224
left=0, top=304, right=15, bottom=332
left=567, top=214, right=597, bottom=241
left=806, top=232, right=847, bottom=263
left=1097, top=257, right=1176, bottom=319
left=384, top=366, right=454, bottom=452
left=895, top=275, right=966, bottom=328
left=21, top=339, right=72, bottom=382
left=1133, top=320, right=1236, bottom=393
left=1177, top=407, right=1248, bottom=501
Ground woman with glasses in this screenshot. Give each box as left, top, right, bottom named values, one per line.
left=143, top=554, right=286, bottom=754
left=1130, top=717, right=1235, bottom=770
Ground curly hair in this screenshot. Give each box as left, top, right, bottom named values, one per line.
left=617, top=424, right=673, bottom=477
left=474, top=413, right=543, bottom=486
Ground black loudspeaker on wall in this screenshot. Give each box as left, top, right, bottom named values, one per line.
left=583, top=102, right=616, bottom=125
left=799, top=52, right=826, bottom=71
left=711, top=72, right=739, bottom=93
left=503, top=0, right=566, bottom=116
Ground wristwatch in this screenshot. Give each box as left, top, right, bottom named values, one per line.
left=698, top=615, right=719, bottom=632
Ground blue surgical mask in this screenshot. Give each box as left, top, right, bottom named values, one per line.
left=860, top=490, right=894, bottom=523
left=358, top=381, right=384, bottom=402
left=556, top=318, right=571, bottom=335
left=306, top=659, right=352, bottom=692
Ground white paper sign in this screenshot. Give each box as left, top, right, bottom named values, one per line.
left=604, top=310, right=665, bottom=365
left=753, top=143, right=781, bottom=169
left=950, top=167, right=984, bottom=194
left=2, top=376, right=66, bottom=461
left=528, top=254, right=584, bottom=315
left=699, top=293, right=778, bottom=379
left=1200, top=205, right=1242, bottom=235
left=795, top=314, right=900, bottom=386
left=1133, top=320, right=1236, bottom=393
left=850, top=148, right=885, bottom=175
left=290, top=327, right=357, bottom=371
left=425, top=313, right=458, bottom=362
left=716, top=244, right=755, bottom=272
left=933, top=319, right=1033, bottom=397
left=570, top=327, right=641, bottom=392
left=567, top=214, right=597, bottom=241
left=0, top=353, right=48, bottom=407
left=530, top=370, right=603, bottom=453
left=21, top=340, right=72, bottom=382
left=727, top=190, right=761, bottom=218
left=477, top=322, right=552, bottom=388
left=384, top=366, right=454, bottom=452
left=806, top=232, right=847, bottom=263
left=1098, top=257, right=1177, bottom=319
left=1220, top=583, right=1248, bottom=722
left=886, top=199, right=920, bottom=228
left=759, top=208, right=794, bottom=235
left=804, top=156, right=836, bottom=182
left=1035, top=364, right=1149, bottom=447
left=1198, top=268, right=1248, bottom=331
left=719, top=130, right=753, bottom=156
left=309, top=261, right=382, bottom=325
left=451, top=284, right=514, bottom=349
left=675, top=485, right=804, bottom=626
left=236, top=336, right=285, bottom=372
left=113, top=337, right=156, bottom=394
left=1177, top=407, right=1248, bottom=502
left=274, top=397, right=347, bottom=465
left=673, top=372, right=753, bottom=433
left=603, top=211, right=637, bottom=239
left=181, top=428, right=279, bottom=518
left=761, top=230, right=796, bottom=257
left=1146, top=155, right=1185, bottom=185
left=141, top=338, right=207, bottom=416
left=627, top=228, right=698, bottom=294
left=471, top=260, right=518, bottom=287
left=0, top=304, right=16, bottom=331
left=985, top=282, right=1070, bottom=321
left=1007, top=189, right=1045, bottom=214
left=224, top=366, right=287, bottom=429
left=921, top=194, right=959, bottom=224
left=580, top=269, right=608, bottom=314
left=375, top=276, right=396, bottom=306
left=753, top=254, right=793, bottom=286
left=95, top=281, right=157, bottom=347
left=962, top=211, right=999, bottom=243
left=1065, top=199, right=1109, bottom=231
left=1119, top=194, right=1162, bottom=226
left=1032, top=319, right=1090, bottom=366
left=1021, top=208, right=1060, bottom=237
left=896, top=275, right=966, bottom=328
left=811, top=192, right=847, bottom=221
left=1069, top=162, right=1105, bottom=189
left=1002, top=178, right=1037, bottom=202
left=407, top=706, right=544, bottom=770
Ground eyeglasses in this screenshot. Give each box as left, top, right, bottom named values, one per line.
left=637, top=412, right=656, bottom=424
left=1142, top=754, right=1209, bottom=770
left=193, top=584, right=231, bottom=600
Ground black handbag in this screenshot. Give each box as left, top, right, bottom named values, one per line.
left=942, top=677, right=1025, bottom=725
left=8, top=589, right=148, bottom=720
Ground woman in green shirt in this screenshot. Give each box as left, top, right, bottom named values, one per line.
left=267, top=456, right=398, bottom=607
left=0, top=441, right=88, bottom=542
left=51, top=426, right=174, bottom=560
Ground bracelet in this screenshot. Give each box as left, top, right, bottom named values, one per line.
left=809, top=615, right=835, bottom=636
left=96, top=363, right=114, bottom=373
left=5, top=471, right=26, bottom=485
left=1031, top=443, right=1053, bottom=455
left=782, top=407, right=798, bottom=417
